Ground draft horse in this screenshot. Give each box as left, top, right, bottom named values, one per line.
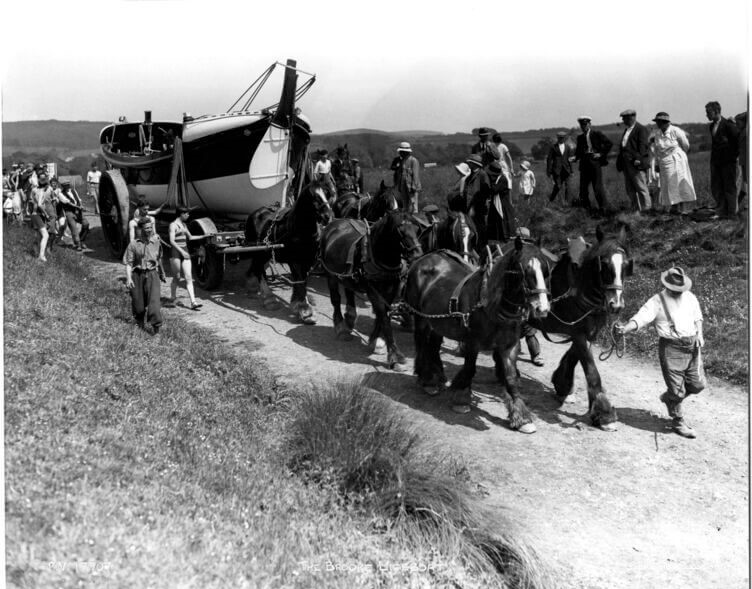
left=244, top=180, right=333, bottom=324
left=526, top=225, right=633, bottom=431
left=319, top=210, right=423, bottom=370
left=403, top=237, right=551, bottom=431
left=414, top=210, right=479, bottom=264
left=331, top=180, right=399, bottom=222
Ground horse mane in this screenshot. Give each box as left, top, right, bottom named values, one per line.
left=482, top=240, right=539, bottom=317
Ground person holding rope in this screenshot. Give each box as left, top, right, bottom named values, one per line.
left=615, top=266, right=705, bottom=438
left=167, top=206, right=202, bottom=310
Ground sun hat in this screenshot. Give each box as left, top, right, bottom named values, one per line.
left=351, top=158, right=359, bottom=163
left=515, top=227, right=532, bottom=239
left=653, top=112, right=671, bottom=123
left=619, top=109, right=636, bottom=117
left=454, top=162, right=471, bottom=176
left=465, top=154, right=484, bottom=167
left=477, top=127, right=490, bottom=136
left=577, top=115, right=592, bottom=123
left=397, top=142, right=412, bottom=152
left=556, top=131, right=568, bottom=138
left=520, top=160, right=531, bottom=171
left=661, top=266, right=692, bottom=292
left=422, top=204, right=440, bottom=214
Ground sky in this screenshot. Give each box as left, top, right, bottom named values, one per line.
left=0, top=0, right=749, bottom=135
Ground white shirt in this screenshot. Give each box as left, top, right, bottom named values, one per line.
left=313, top=160, right=331, bottom=175
left=87, top=170, right=102, bottom=184
left=558, top=143, right=565, bottom=155
left=629, top=290, right=703, bottom=339
left=621, top=124, right=636, bottom=147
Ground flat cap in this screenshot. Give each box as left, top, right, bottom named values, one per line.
left=556, top=131, right=568, bottom=138
left=577, top=115, right=592, bottom=123
left=620, top=109, right=636, bottom=117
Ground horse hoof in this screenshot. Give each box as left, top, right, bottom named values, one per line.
left=599, top=422, right=618, bottom=432
left=300, top=315, right=316, bottom=325
left=370, top=340, right=387, bottom=355
left=391, top=361, right=409, bottom=373
left=518, top=423, right=537, bottom=434
left=451, top=404, right=471, bottom=414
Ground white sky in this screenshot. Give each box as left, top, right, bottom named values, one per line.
left=0, top=0, right=749, bottom=134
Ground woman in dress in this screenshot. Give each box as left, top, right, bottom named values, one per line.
left=649, top=112, right=697, bottom=214
left=168, top=206, right=202, bottom=310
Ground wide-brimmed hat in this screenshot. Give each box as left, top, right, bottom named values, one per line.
left=520, top=160, right=531, bottom=171
left=422, top=204, right=440, bottom=214
left=577, top=115, right=592, bottom=123
left=397, top=142, right=412, bottom=152
left=516, top=227, right=531, bottom=239
left=620, top=109, right=636, bottom=117
left=465, top=154, right=483, bottom=167
left=487, top=161, right=503, bottom=175
left=454, top=162, right=471, bottom=176
left=477, top=127, right=490, bottom=136
left=661, top=266, right=692, bottom=292
left=653, top=112, right=671, bottom=123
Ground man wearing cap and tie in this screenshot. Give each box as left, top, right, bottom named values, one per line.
left=546, top=131, right=574, bottom=204
left=574, top=116, right=613, bottom=216
left=123, top=215, right=167, bottom=334
left=615, top=267, right=706, bottom=438
left=616, top=109, right=651, bottom=213
left=471, top=128, right=501, bottom=167
left=705, top=101, right=740, bottom=218
left=395, top=142, right=422, bottom=213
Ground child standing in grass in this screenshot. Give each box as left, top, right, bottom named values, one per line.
left=518, top=161, right=536, bottom=201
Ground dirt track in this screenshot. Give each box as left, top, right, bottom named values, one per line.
left=87, top=222, right=749, bottom=589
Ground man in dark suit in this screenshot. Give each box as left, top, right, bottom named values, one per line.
left=471, top=127, right=500, bottom=167
left=616, top=109, right=651, bottom=212
left=574, top=116, right=613, bottom=216
left=546, top=131, right=574, bottom=203
left=705, top=101, right=740, bottom=218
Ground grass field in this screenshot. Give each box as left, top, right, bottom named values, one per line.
left=364, top=150, right=748, bottom=385
left=3, top=224, right=549, bottom=588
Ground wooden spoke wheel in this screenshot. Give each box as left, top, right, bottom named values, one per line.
left=98, top=169, right=130, bottom=257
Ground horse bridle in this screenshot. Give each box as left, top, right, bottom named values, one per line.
left=499, top=257, right=551, bottom=319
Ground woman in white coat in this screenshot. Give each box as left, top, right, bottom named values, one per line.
left=649, top=112, right=697, bottom=214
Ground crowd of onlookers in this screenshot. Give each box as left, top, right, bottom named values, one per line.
left=2, top=161, right=100, bottom=260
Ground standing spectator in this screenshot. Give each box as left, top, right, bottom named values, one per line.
left=57, top=181, right=90, bottom=251
left=616, top=109, right=651, bottom=213
left=313, top=149, right=336, bottom=201
left=574, top=116, right=613, bottom=217
left=123, top=216, right=166, bottom=334
left=21, top=163, right=38, bottom=218
left=471, top=127, right=500, bottom=167
left=649, top=112, right=697, bottom=215
left=484, top=160, right=516, bottom=244
left=615, top=267, right=705, bottom=438
left=464, top=154, right=487, bottom=242
left=517, top=161, right=536, bottom=201
left=29, top=174, right=58, bottom=261
left=351, top=158, right=365, bottom=194
left=168, top=206, right=202, bottom=310
left=8, top=164, right=23, bottom=222
left=447, top=162, right=473, bottom=213
left=491, top=133, right=515, bottom=192
left=331, top=146, right=356, bottom=195
left=734, top=112, right=748, bottom=210
left=395, top=142, right=421, bottom=213
left=705, top=101, right=740, bottom=218
left=49, top=178, right=67, bottom=239
left=546, top=131, right=574, bottom=204
left=87, top=163, right=102, bottom=214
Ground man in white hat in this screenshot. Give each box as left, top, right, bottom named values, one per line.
left=574, top=116, right=613, bottom=217
left=394, top=142, right=422, bottom=213
left=615, top=267, right=705, bottom=438
left=616, top=109, right=652, bottom=213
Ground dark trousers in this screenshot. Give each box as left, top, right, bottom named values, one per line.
left=131, top=270, right=163, bottom=328
left=64, top=210, right=90, bottom=246
left=578, top=161, right=608, bottom=211
left=549, top=171, right=570, bottom=203
left=710, top=161, right=738, bottom=216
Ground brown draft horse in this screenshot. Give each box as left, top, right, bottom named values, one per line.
left=331, top=180, right=399, bottom=222
left=403, top=238, right=551, bottom=431
left=319, top=210, right=423, bottom=371
left=526, top=225, right=633, bottom=431
left=244, top=180, right=333, bottom=324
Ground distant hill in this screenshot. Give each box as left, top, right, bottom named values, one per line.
left=3, top=119, right=713, bottom=171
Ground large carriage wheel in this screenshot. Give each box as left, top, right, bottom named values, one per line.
left=189, top=218, right=224, bottom=290
left=98, top=169, right=130, bottom=257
